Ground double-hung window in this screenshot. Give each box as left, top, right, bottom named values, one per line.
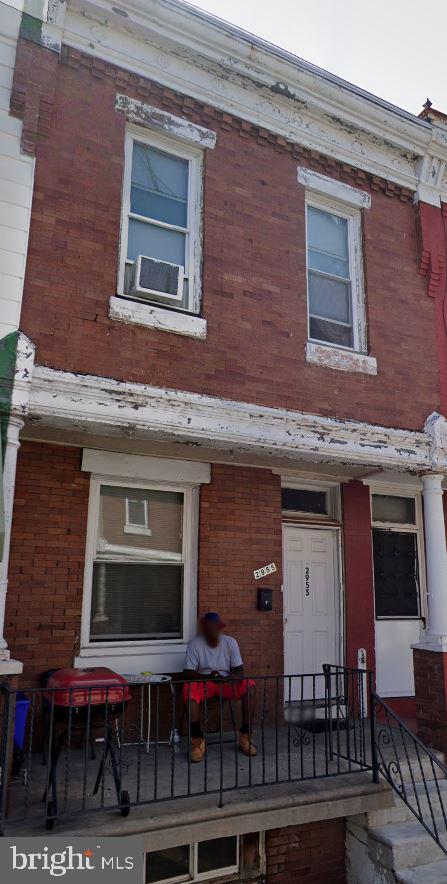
left=89, top=483, right=185, bottom=643
left=119, top=130, right=202, bottom=313
left=306, top=196, right=363, bottom=351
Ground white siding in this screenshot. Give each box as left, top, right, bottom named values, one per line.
left=0, top=5, right=34, bottom=339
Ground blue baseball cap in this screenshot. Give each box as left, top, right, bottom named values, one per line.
left=201, top=611, right=226, bottom=628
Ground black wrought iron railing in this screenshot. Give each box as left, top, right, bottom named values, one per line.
left=372, top=693, right=447, bottom=857
left=0, top=666, right=372, bottom=832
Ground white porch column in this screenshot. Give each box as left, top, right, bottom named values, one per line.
left=0, top=415, right=24, bottom=656
left=422, top=472, right=447, bottom=640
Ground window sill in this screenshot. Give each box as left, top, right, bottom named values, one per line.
left=305, top=341, right=378, bottom=375
left=74, top=642, right=189, bottom=675
left=109, top=296, right=207, bottom=340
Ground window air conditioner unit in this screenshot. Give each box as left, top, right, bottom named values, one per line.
left=130, top=255, right=184, bottom=303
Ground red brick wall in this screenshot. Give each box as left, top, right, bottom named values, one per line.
left=5, top=445, right=283, bottom=683
left=14, top=40, right=440, bottom=431
left=265, top=819, right=346, bottom=883
left=5, top=442, right=89, bottom=685
left=414, top=648, right=447, bottom=754
left=199, top=464, right=283, bottom=675
left=342, top=481, right=375, bottom=674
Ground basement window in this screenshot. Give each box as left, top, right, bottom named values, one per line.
left=146, top=836, right=239, bottom=883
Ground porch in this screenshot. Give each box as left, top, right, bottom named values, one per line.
left=1, top=667, right=374, bottom=834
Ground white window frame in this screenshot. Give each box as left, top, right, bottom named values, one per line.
left=118, top=126, right=204, bottom=315
left=124, top=496, right=152, bottom=536
left=305, top=191, right=367, bottom=355
left=370, top=488, right=427, bottom=622
left=146, top=837, right=240, bottom=884
left=78, top=475, right=199, bottom=670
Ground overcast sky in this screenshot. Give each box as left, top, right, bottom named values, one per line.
left=187, top=0, right=446, bottom=117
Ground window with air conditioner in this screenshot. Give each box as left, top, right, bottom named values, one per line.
left=119, top=130, right=203, bottom=313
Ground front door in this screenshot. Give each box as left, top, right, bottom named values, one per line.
left=283, top=525, right=340, bottom=698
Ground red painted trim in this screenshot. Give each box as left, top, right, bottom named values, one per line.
left=417, top=201, right=447, bottom=413
left=342, top=481, right=375, bottom=675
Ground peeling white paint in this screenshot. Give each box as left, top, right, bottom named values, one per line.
left=26, top=364, right=444, bottom=473
left=109, top=295, right=207, bottom=339
left=115, top=94, right=217, bottom=149
left=305, top=342, right=377, bottom=376
left=297, top=167, right=371, bottom=209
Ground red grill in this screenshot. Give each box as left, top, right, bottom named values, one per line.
left=44, top=667, right=131, bottom=708
left=42, top=667, right=131, bottom=829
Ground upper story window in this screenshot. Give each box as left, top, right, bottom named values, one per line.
left=306, top=195, right=364, bottom=352
left=119, top=129, right=203, bottom=314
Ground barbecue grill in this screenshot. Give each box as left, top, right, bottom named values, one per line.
left=42, top=667, right=131, bottom=829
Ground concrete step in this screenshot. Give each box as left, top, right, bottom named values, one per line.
left=396, top=859, right=447, bottom=883
left=366, top=779, right=447, bottom=827
left=393, top=752, right=446, bottom=785
left=368, top=819, right=447, bottom=870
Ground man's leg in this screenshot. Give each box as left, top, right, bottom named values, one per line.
left=182, top=681, right=219, bottom=762
left=223, top=680, right=257, bottom=756
left=240, top=682, right=257, bottom=735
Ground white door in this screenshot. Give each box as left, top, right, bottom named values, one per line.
left=283, top=525, right=339, bottom=699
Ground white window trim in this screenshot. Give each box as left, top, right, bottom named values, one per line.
left=280, top=478, right=340, bottom=521
left=75, top=452, right=210, bottom=674
left=146, top=838, right=239, bottom=884
left=369, top=487, right=427, bottom=623
left=304, top=190, right=367, bottom=355
left=298, top=167, right=371, bottom=209
left=109, top=295, right=207, bottom=339
left=117, top=125, right=204, bottom=316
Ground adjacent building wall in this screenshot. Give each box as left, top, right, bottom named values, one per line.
left=0, top=9, right=34, bottom=339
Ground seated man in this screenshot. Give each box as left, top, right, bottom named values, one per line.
left=183, top=612, right=257, bottom=763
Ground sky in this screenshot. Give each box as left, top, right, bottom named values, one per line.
left=186, top=0, right=447, bottom=117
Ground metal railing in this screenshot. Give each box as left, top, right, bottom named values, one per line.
left=372, top=693, right=447, bottom=857
left=0, top=666, right=372, bottom=832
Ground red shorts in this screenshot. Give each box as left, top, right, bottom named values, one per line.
left=182, top=678, right=255, bottom=705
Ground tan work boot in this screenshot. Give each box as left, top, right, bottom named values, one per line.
left=190, top=736, right=206, bottom=763
left=238, top=732, right=257, bottom=757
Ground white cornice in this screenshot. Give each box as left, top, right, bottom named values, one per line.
left=43, top=0, right=447, bottom=199
left=26, top=364, right=445, bottom=473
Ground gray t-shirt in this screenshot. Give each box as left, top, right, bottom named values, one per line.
left=185, top=634, right=243, bottom=677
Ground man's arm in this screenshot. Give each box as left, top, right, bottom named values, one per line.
left=230, top=638, right=244, bottom=678
left=230, top=664, right=244, bottom=679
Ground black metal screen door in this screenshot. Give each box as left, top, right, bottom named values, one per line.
left=372, top=529, right=420, bottom=618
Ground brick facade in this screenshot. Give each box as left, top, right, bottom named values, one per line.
left=342, top=481, right=375, bottom=674
left=265, top=819, right=346, bottom=883
left=4, top=443, right=284, bottom=683
left=414, top=648, right=447, bottom=755
left=13, top=39, right=440, bottom=432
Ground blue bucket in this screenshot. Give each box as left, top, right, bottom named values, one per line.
left=14, top=692, right=30, bottom=750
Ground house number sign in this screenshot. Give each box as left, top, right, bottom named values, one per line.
left=305, top=564, right=310, bottom=596
left=254, top=562, right=277, bottom=580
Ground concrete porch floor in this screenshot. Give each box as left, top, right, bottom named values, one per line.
left=4, top=723, right=376, bottom=835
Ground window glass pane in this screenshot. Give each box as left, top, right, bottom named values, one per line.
left=307, top=206, right=349, bottom=274
left=132, top=143, right=188, bottom=227
left=127, top=219, right=186, bottom=265
left=308, top=248, right=349, bottom=278
left=145, top=845, right=190, bottom=883
left=308, top=272, right=351, bottom=323
left=90, top=562, right=183, bottom=640
left=372, top=495, right=416, bottom=525
left=98, top=487, right=183, bottom=557
left=127, top=498, right=147, bottom=527
left=309, top=316, right=353, bottom=348
left=281, top=488, right=327, bottom=514
left=373, top=530, right=420, bottom=617
left=197, top=836, right=238, bottom=874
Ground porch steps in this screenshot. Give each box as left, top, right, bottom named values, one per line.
left=346, top=752, right=447, bottom=883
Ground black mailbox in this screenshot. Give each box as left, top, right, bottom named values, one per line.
left=257, top=587, right=273, bottom=611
